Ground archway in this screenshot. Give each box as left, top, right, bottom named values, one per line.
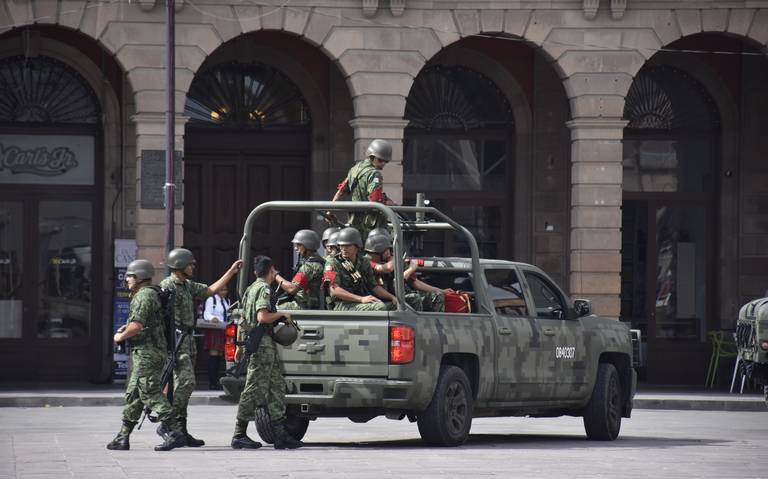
left=183, top=31, right=354, bottom=283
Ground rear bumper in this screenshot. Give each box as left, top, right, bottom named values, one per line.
left=219, top=374, right=417, bottom=412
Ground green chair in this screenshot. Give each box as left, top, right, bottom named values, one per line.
left=705, top=331, right=738, bottom=388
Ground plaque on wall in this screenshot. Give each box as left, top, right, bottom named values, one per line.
left=140, top=150, right=182, bottom=209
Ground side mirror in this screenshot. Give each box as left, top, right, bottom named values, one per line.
left=574, top=299, right=592, bottom=317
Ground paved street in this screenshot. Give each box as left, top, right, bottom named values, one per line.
left=1, top=405, right=766, bottom=479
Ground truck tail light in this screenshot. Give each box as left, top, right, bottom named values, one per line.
left=390, top=325, right=414, bottom=364
left=225, top=323, right=237, bottom=361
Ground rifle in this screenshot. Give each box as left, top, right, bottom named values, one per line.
left=319, top=210, right=346, bottom=228
left=227, top=282, right=282, bottom=377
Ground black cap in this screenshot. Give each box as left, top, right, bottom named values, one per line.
left=253, top=256, right=273, bottom=277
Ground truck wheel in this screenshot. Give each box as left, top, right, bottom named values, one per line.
left=417, top=366, right=473, bottom=446
left=254, top=408, right=310, bottom=444
left=583, top=363, right=622, bottom=441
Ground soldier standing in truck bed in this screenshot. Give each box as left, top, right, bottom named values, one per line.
left=330, top=139, right=395, bottom=239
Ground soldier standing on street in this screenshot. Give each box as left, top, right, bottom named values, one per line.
left=159, top=248, right=243, bottom=447
left=324, top=227, right=397, bottom=311
left=232, top=256, right=303, bottom=450
left=330, top=139, right=396, bottom=239
left=364, top=233, right=448, bottom=312
left=275, top=229, right=325, bottom=310
left=106, top=259, right=186, bottom=452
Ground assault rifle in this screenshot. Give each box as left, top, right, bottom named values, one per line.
left=227, top=282, right=282, bottom=377
left=138, top=287, right=180, bottom=429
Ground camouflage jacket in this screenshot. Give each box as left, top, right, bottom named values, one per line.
left=290, top=254, right=325, bottom=308
left=324, top=254, right=378, bottom=300
left=337, top=160, right=387, bottom=232
left=242, top=278, right=273, bottom=332
left=159, top=274, right=209, bottom=331
left=127, top=285, right=166, bottom=352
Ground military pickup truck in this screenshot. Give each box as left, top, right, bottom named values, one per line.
left=221, top=201, right=636, bottom=446
left=736, top=297, right=768, bottom=404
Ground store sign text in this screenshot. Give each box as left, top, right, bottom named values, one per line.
left=0, top=143, right=79, bottom=176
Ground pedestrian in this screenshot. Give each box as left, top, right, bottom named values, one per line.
left=159, top=248, right=243, bottom=447
left=106, top=259, right=186, bottom=452
left=324, top=227, right=397, bottom=311
left=231, top=256, right=303, bottom=450
left=275, top=229, right=325, bottom=310
left=199, top=286, right=230, bottom=390
left=330, top=139, right=396, bottom=239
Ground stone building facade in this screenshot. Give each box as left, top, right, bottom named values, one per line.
left=0, top=0, right=766, bottom=384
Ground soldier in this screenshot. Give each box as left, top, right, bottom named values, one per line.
left=232, top=256, right=303, bottom=450
left=330, top=139, right=396, bottom=239
left=364, top=234, right=448, bottom=312
left=325, top=231, right=341, bottom=260
left=158, top=248, right=242, bottom=447
left=321, top=226, right=341, bottom=253
left=106, top=259, right=186, bottom=452
left=324, top=227, right=397, bottom=311
left=275, top=229, right=325, bottom=310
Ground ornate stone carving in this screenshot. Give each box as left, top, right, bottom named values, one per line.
left=390, top=0, right=405, bottom=17
left=583, top=0, right=599, bottom=20
left=130, top=0, right=184, bottom=12
left=362, top=0, right=378, bottom=17
left=610, top=0, right=627, bottom=20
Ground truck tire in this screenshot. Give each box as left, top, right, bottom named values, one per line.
left=583, top=362, right=622, bottom=441
left=254, top=408, right=310, bottom=444
left=417, top=366, right=473, bottom=446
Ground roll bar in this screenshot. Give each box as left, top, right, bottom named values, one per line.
left=236, top=201, right=485, bottom=312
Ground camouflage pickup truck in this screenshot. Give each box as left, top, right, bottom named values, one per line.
left=736, top=297, right=768, bottom=404
left=221, top=201, right=636, bottom=446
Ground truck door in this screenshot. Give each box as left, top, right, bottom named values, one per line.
left=520, top=270, right=588, bottom=400
left=485, top=267, right=556, bottom=403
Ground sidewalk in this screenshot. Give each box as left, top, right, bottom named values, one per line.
left=0, top=383, right=764, bottom=411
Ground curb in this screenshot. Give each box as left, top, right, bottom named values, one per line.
left=0, top=395, right=764, bottom=411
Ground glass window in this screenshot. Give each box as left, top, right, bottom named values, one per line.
left=37, top=201, right=92, bottom=339
left=0, top=201, right=23, bottom=338
left=622, top=138, right=714, bottom=193
left=523, top=272, right=566, bottom=319
left=485, top=268, right=527, bottom=316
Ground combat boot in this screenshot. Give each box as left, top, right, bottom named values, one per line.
left=180, top=417, right=205, bottom=447
left=154, top=421, right=187, bottom=451
left=106, top=420, right=135, bottom=451
left=272, top=418, right=303, bottom=449
left=231, top=418, right=262, bottom=449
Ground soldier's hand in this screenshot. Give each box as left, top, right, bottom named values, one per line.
left=324, top=212, right=339, bottom=224
left=282, top=313, right=293, bottom=324
left=235, top=346, right=244, bottom=362
left=360, top=295, right=381, bottom=304
left=230, top=259, right=244, bottom=273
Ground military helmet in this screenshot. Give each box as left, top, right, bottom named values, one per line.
left=322, top=226, right=341, bottom=243
left=364, top=234, right=391, bottom=254
left=166, top=248, right=196, bottom=270
left=367, top=227, right=392, bottom=240
left=272, top=322, right=299, bottom=347
left=326, top=231, right=341, bottom=248
left=365, top=139, right=392, bottom=163
left=336, top=227, right=363, bottom=248
left=291, top=229, right=321, bottom=251
left=126, top=259, right=155, bottom=281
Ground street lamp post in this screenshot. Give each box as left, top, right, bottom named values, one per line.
left=164, top=0, right=176, bottom=273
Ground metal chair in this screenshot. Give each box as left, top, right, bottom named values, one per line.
left=705, top=331, right=738, bottom=388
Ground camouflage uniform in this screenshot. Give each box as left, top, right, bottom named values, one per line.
left=336, top=160, right=387, bottom=238
left=278, top=255, right=325, bottom=310
left=368, top=258, right=444, bottom=313
left=121, top=286, right=179, bottom=431
left=324, top=255, right=395, bottom=311
left=236, top=278, right=287, bottom=423
left=159, top=275, right=209, bottom=418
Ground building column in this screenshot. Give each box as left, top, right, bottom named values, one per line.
left=131, top=112, right=188, bottom=277
left=348, top=117, right=410, bottom=205
left=566, top=118, right=627, bottom=319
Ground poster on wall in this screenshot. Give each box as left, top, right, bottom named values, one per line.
left=112, top=239, right=137, bottom=383
left=0, top=134, right=95, bottom=185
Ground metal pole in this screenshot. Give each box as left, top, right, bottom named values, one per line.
left=164, top=0, right=176, bottom=273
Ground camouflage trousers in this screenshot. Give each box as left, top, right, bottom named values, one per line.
left=350, top=214, right=387, bottom=242
left=122, top=350, right=179, bottom=431
left=332, top=300, right=396, bottom=312
left=405, top=291, right=445, bottom=312
left=236, top=335, right=287, bottom=423
left=170, top=334, right=196, bottom=419
left=278, top=297, right=319, bottom=311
